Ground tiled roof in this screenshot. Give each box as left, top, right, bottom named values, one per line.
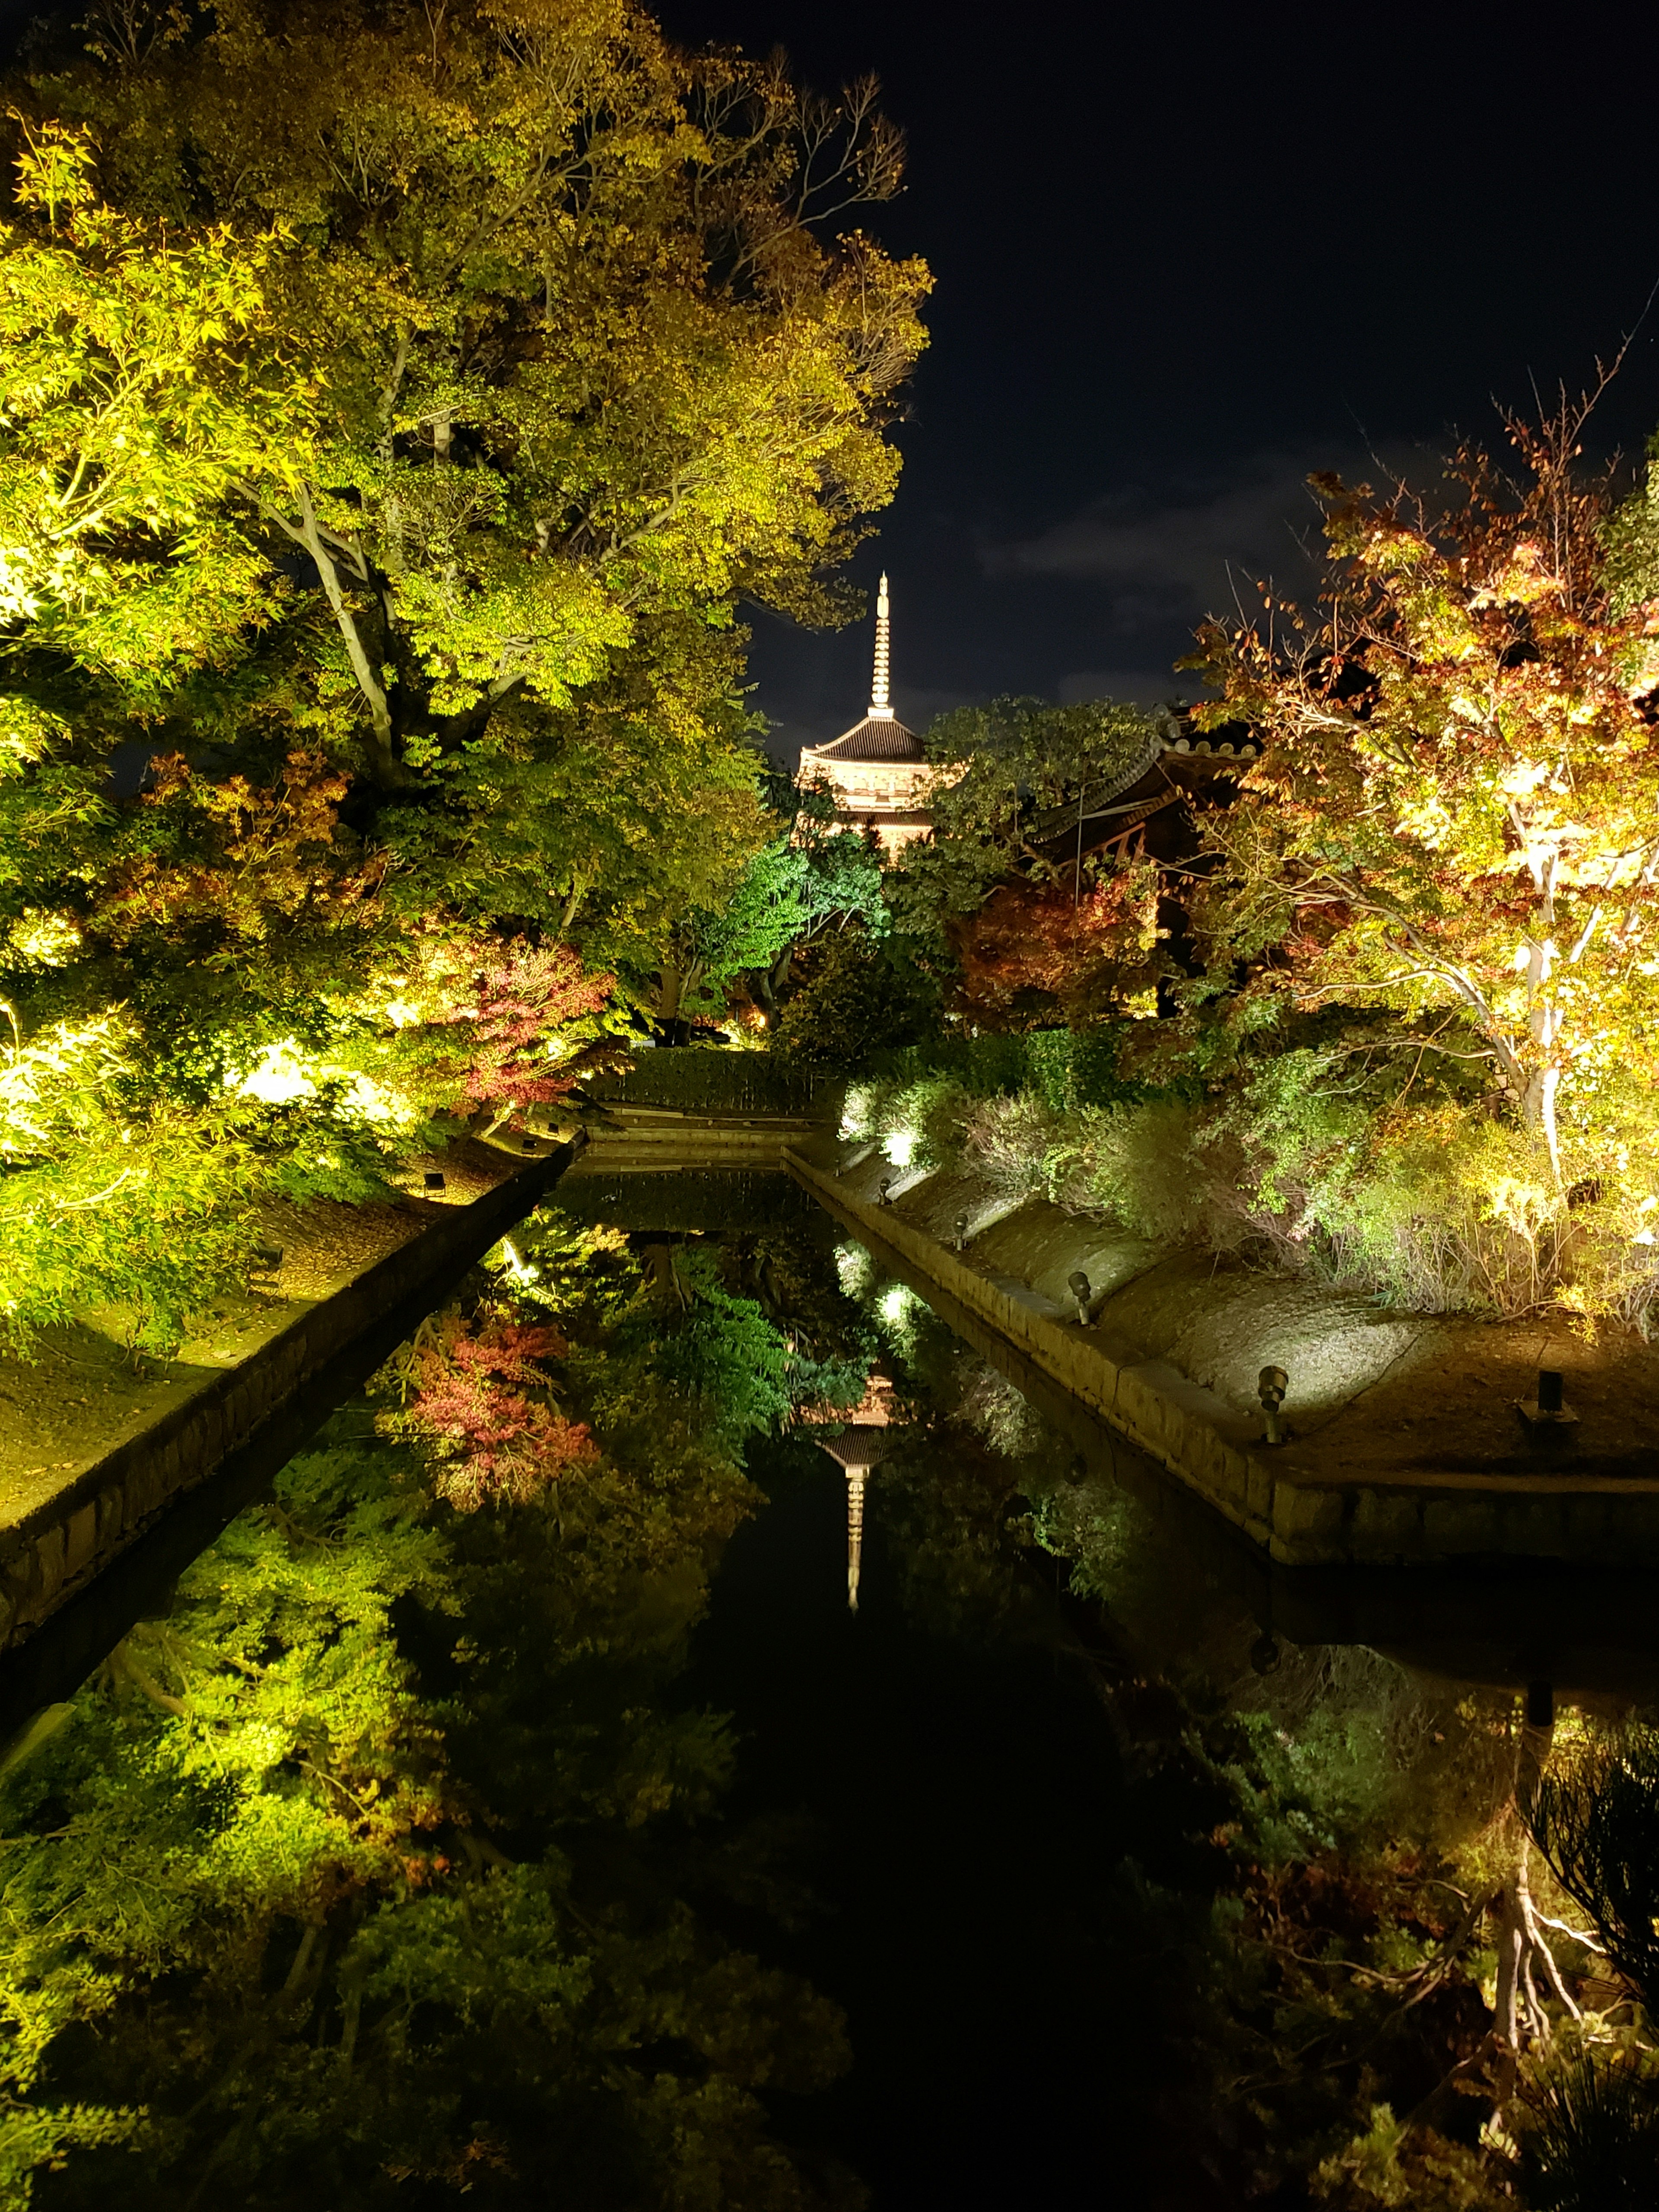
left=816, top=1424, right=903, bottom=1468
left=1026, top=730, right=1261, bottom=841
left=804, top=713, right=927, bottom=763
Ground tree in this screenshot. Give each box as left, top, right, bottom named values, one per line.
left=649, top=836, right=808, bottom=1036
left=772, top=929, right=937, bottom=1073
left=1524, top=1723, right=1659, bottom=2007
left=722, top=774, right=888, bottom=1018
left=0, top=2, right=929, bottom=1338
left=950, top=861, right=1165, bottom=1028
left=383, top=1307, right=600, bottom=1508
left=884, top=696, right=1161, bottom=951
left=1183, top=404, right=1659, bottom=1220
left=20, top=0, right=926, bottom=852
left=0, top=119, right=318, bottom=688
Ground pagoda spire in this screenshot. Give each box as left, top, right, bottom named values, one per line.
left=845, top=1465, right=866, bottom=1610
left=868, top=572, right=894, bottom=719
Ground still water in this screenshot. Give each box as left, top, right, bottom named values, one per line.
left=684, top=1435, right=1160, bottom=2207
left=3, top=1166, right=1653, bottom=2207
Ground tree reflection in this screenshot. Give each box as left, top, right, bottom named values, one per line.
left=849, top=1277, right=1659, bottom=2207
left=0, top=1217, right=862, bottom=2209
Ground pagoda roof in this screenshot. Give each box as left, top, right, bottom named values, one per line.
left=804, top=712, right=928, bottom=765
left=815, top=1423, right=904, bottom=1468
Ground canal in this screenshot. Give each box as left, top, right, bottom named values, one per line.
left=2, top=1164, right=1653, bottom=2207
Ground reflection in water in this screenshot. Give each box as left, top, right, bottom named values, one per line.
left=4, top=1174, right=1659, bottom=2207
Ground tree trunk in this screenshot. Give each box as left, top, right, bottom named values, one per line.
left=1494, top=1876, right=1524, bottom=2048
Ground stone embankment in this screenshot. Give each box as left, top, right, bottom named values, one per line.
left=0, top=1137, right=581, bottom=1671
left=792, top=1147, right=1659, bottom=1570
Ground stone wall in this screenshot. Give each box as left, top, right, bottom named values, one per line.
left=789, top=1152, right=1659, bottom=1570
left=0, top=1141, right=582, bottom=1662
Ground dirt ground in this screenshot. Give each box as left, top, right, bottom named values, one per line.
left=1297, top=1309, right=1659, bottom=1486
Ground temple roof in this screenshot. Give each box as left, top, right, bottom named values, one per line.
left=805, top=712, right=927, bottom=764
left=800, top=573, right=931, bottom=769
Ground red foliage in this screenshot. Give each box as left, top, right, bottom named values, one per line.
left=951, top=868, right=1161, bottom=1026
left=445, top=941, right=618, bottom=1109
left=403, top=1314, right=598, bottom=1510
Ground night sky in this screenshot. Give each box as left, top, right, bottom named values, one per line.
left=655, top=0, right=1659, bottom=762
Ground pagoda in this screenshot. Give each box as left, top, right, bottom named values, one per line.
left=801, top=1370, right=903, bottom=1612
left=797, top=574, right=932, bottom=855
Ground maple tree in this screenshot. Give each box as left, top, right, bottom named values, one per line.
left=648, top=836, right=808, bottom=1035
left=950, top=861, right=1164, bottom=1028
left=1182, top=402, right=1659, bottom=1325
left=18, top=0, right=926, bottom=913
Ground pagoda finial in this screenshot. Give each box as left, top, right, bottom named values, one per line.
left=869, top=572, right=893, bottom=720
left=846, top=1467, right=866, bottom=1611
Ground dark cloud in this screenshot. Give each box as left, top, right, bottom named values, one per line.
left=1055, top=667, right=1198, bottom=709
left=984, top=448, right=1378, bottom=630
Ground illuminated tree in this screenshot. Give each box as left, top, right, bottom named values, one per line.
left=772, top=929, right=938, bottom=1073
left=758, top=788, right=889, bottom=1013
left=16, top=0, right=927, bottom=869
left=386, top=1308, right=600, bottom=1507
left=1184, top=403, right=1659, bottom=1323
left=650, top=837, right=809, bottom=1036
left=884, top=696, right=1160, bottom=951
left=950, top=861, right=1164, bottom=1028
left=0, top=120, right=318, bottom=689
left=0, top=1, right=929, bottom=1338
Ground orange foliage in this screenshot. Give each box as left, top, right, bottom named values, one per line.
left=444, top=941, right=618, bottom=1109
left=951, top=864, right=1163, bottom=1026
left=394, top=1311, right=599, bottom=1510
left=92, top=749, right=383, bottom=947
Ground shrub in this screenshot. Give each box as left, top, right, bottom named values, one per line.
left=1515, top=2053, right=1659, bottom=2211
left=772, top=935, right=937, bottom=1075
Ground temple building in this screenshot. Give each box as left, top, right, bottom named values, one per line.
left=798, top=574, right=933, bottom=855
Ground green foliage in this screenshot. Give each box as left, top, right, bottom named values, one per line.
left=652, top=837, right=808, bottom=1027
left=883, top=696, right=1160, bottom=954
left=601, top=1239, right=865, bottom=1449
left=1524, top=1725, right=1659, bottom=2004
left=772, top=932, right=938, bottom=1074
left=623, top=1247, right=795, bottom=1447
left=1184, top=419, right=1659, bottom=1328
left=0, top=120, right=317, bottom=685
left=0, top=2, right=929, bottom=1342
left=0, top=1007, right=251, bottom=1348
left=846, top=1007, right=1603, bottom=1319
left=1515, top=2050, right=1659, bottom=2210
left=1022, top=1023, right=1143, bottom=1112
